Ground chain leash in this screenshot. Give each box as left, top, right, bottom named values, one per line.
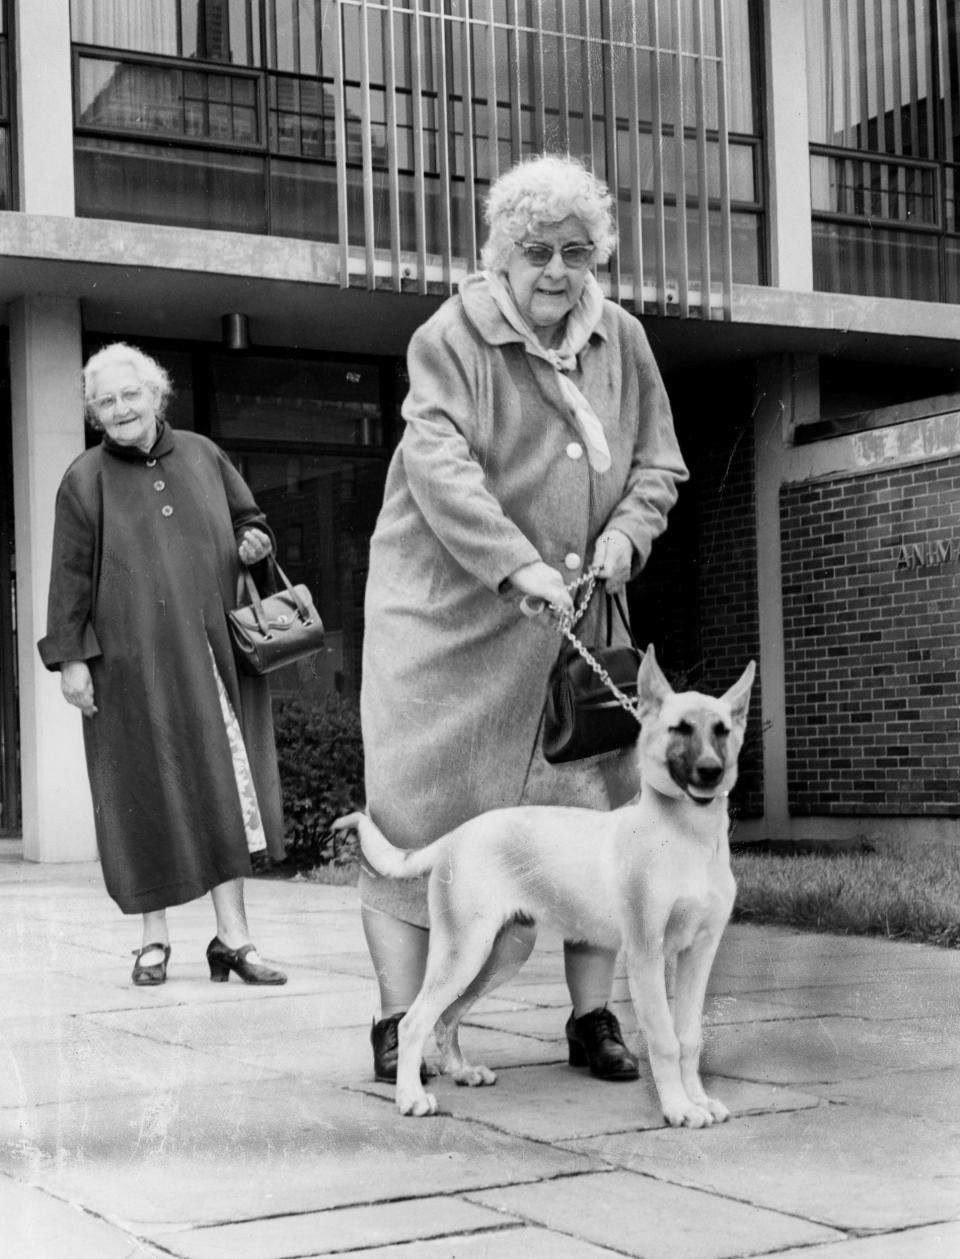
left=554, top=568, right=642, bottom=727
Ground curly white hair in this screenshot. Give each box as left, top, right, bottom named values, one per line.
left=82, top=342, right=173, bottom=425
left=480, top=153, right=618, bottom=272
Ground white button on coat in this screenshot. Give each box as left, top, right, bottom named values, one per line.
left=161, top=505, right=174, bottom=517
left=566, top=441, right=584, bottom=460
left=563, top=552, right=580, bottom=570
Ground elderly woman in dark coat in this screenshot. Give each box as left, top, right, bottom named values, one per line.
left=39, top=342, right=286, bottom=987
left=360, top=154, right=689, bottom=1083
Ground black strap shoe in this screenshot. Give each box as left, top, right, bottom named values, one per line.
left=132, top=942, right=170, bottom=986
left=370, top=1013, right=429, bottom=1084
left=206, top=937, right=287, bottom=985
left=566, top=1005, right=640, bottom=1081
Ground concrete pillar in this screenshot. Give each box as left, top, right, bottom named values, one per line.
left=764, top=0, right=814, bottom=291
left=10, top=297, right=96, bottom=862
left=13, top=0, right=76, bottom=214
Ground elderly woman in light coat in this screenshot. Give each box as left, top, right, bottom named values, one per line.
left=360, top=154, right=688, bottom=1084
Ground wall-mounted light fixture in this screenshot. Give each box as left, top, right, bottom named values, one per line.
left=221, top=313, right=250, bottom=351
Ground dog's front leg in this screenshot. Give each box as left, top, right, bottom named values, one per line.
left=625, top=944, right=715, bottom=1128
left=672, top=933, right=729, bottom=1123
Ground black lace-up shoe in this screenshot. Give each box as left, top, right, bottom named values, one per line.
left=371, top=1013, right=430, bottom=1084
left=565, top=1005, right=640, bottom=1081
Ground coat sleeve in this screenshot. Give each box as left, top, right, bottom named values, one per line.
left=602, top=321, right=689, bottom=573
left=37, top=473, right=103, bottom=672
left=398, top=321, right=542, bottom=592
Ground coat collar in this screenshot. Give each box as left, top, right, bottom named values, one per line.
left=101, top=419, right=175, bottom=462
left=458, top=270, right=609, bottom=354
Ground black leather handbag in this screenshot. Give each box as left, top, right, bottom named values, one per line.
left=228, top=559, right=325, bottom=676
left=542, top=591, right=642, bottom=764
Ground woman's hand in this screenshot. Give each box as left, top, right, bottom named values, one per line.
left=591, top=530, right=634, bottom=593
left=61, top=661, right=97, bottom=717
left=508, top=561, right=574, bottom=615
left=238, top=528, right=272, bottom=566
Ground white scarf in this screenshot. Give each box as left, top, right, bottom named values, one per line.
left=483, top=270, right=612, bottom=473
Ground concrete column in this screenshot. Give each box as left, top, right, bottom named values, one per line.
left=10, top=297, right=96, bottom=862
left=763, top=0, right=814, bottom=291
left=13, top=0, right=76, bottom=214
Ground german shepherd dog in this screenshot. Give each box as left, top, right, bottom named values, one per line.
left=337, top=646, right=755, bottom=1128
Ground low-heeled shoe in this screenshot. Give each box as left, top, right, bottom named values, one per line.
left=565, top=1005, right=640, bottom=1081
left=206, top=936, right=287, bottom=985
left=370, top=1013, right=428, bottom=1083
left=132, top=942, right=171, bottom=986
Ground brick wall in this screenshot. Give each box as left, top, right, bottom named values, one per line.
left=633, top=365, right=763, bottom=816
left=781, top=456, right=960, bottom=815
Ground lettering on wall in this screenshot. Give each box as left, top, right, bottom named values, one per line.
left=895, top=540, right=958, bottom=570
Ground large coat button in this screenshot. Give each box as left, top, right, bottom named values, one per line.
left=161, top=505, right=174, bottom=517
left=154, top=480, right=165, bottom=491
left=566, top=441, right=584, bottom=460
left=563, top=552, right=580, bottom=570
left=146, top=458, right=158, bottom=468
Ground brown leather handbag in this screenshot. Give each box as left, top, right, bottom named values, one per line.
left=542, top=591, right=642, bottom=764
left=228, top=560, right=325, bottom=675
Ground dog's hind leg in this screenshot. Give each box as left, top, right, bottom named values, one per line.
left=672, top=933, right=729, bottom=1123
left=435, top=918, right=537, bottom=1087
left=395, top=918, right=505, bottom=1117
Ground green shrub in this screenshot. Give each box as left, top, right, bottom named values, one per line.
left=271, top=693, right=364, bottom=868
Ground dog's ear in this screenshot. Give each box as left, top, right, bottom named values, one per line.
left=637, top=644, right=673, bottom=713
left=721, top=660, right=756, bottom=727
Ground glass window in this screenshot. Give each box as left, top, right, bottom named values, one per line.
left=75, top=137, right=268, bottom=232
left=209, top=356, right=384, bottom=447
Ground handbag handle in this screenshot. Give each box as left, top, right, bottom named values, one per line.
left=603, top=590, right=641, bottom=652
left=236, top=558, right=313, bottom=636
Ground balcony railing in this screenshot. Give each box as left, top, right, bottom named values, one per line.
left=73, top=0, right=760, bottom=319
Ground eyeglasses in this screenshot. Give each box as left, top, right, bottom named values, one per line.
left=513, top=240, right=596, bottom=269
left=89, top=386, right=147, bottom=416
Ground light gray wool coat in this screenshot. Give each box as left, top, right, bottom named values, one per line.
left=360, top=273, right=689, bottom=926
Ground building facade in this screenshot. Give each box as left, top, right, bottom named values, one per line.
left=3, top=0, right=960, bottom=860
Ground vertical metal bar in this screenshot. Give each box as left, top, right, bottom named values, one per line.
left=532, top=0, right=547, bottom=152
left=671, top=0, right=690, bottom=316
left=871, top=0, right=891, bottom=220
left=410, top=0, right=428, bottom=292
left=922, top=0, right=935, bottom=156
left=556, top=0, right=570, bottom=151
left=938, top=0, right=955, bottom=163
left=907, top=0, right=922, bottom=154
left=434, top=6, right=453, bottom=288
left=331, top=0, right=350, bottom=287
left=692, top=0, right=711, bottom=315
left=485, top=0, right=499, bottom=181
left=359, top=0, right=377, bottom=286
left=839, top=0, right=854, bottom=145
left=891, top=0, right=905, bottom=153
left=602, top=4, right=621, bottom=300
left=580, top=0, right=595, bottom=168
left=856, top=0, right=871, bottom=149
left=626, top=0, right=646, bottom=307
left=713, top=0, right=733, bottom=320
left=384, top=0, right=403, bottom=290
left=509, top=4, right=523, bottom=157
left=460, top=7, right=479, bottom=269
left=650, top=0, right=668, bottom=312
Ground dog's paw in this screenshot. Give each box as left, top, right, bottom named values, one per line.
left=398, top=1089, right=438, bottom=1117
left=662, top=1100, right=715, bottom=1128
left=702, top=1096, right=730, bottom=1123
left=452, top=1064, right=497, bottom=1088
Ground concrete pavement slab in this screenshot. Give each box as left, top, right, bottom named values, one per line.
left=702, top=1012, right=960, bottom=1084
left=3, top=1079, right=604, bottom=1233
left=771, top=1221, right=960, bottom=1258
left=156, top=1195, right=518, bottom=1259
left=355, top=1063, right=822, bottom=1142
left=813, top=1065, right=960, bottom=1123
left=0, top=1175, right=167, bottom=1258
left=339, top=1225, right=628, bottom=1258
left=467, top=1169, right=842, bottom=1259
left=565, top=1105, right=960, bottom=1232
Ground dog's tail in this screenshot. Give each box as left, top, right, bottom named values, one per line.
left=332, top=812, right=439, bottom=880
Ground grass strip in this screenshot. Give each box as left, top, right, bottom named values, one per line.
left=732, top=844, right=960, bottom=949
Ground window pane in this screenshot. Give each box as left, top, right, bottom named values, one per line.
left=209, top=356, right=383, bottom=446
left=75, top=137, right=267, bottom=233
left=235, top=451, right=387, bottom=698
left=269, top=156, right=338, bottom=241
left=71, top=0, right=179, bottom=54
left=813, top=220, right=941, bottom=302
